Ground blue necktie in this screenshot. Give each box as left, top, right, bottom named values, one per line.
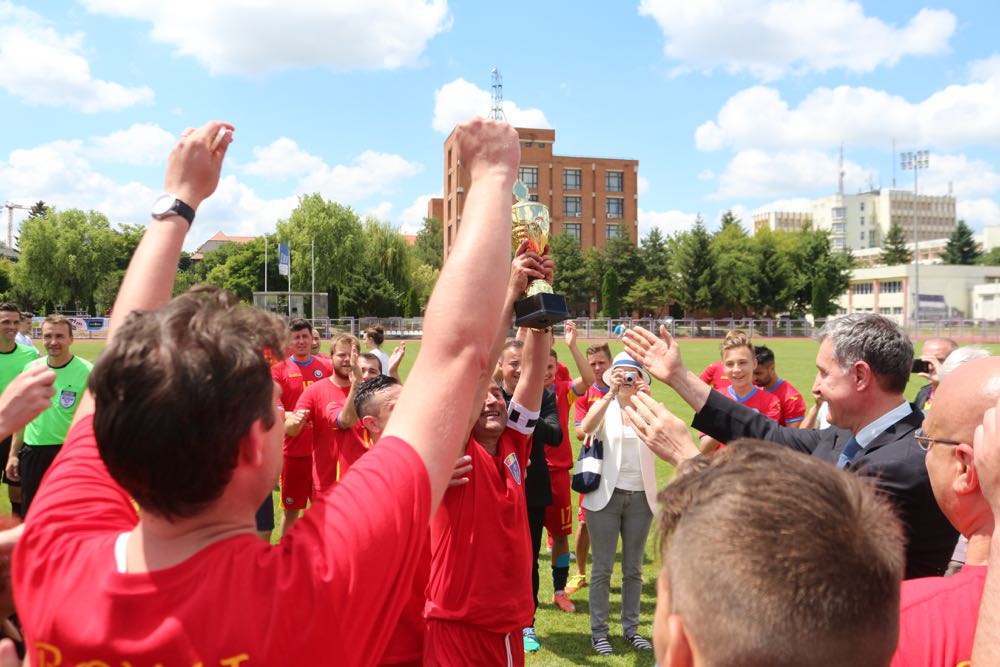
left=837, top=436, right=862, bottom=469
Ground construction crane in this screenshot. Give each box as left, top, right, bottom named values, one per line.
left=2, top=202, right=28, bottom=249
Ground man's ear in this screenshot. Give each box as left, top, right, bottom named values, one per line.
left=361, top=414, right=376, bottom=432
left=956, top=442, right=979, bottom=496
left=239, top=420, right=267, bottom=467
left=853, top=360, right=874, bottom=392
left=665, top=614, right=695, bottom=667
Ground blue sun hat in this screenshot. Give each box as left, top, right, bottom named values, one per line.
left=602, top=351, right=652, bottom=386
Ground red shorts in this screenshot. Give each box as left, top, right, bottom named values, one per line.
left=280, top=455, right=313, bottom=510
left=543, top=469, right=573, bottom=537
left=424, top=620, right=524, bottom=667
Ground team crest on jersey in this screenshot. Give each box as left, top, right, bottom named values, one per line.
left=59, top=390, right=77, bottom=409
left=313, top=369, right=324, bottom=378
left=504, top=452, right=522, bottom=485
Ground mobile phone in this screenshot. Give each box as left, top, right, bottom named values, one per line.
left=911, top=359, right=932, bottom=374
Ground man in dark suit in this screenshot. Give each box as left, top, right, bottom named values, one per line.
left=623, top=314, right=958, bottom=579
left=913, top=337, right=957, bottom=412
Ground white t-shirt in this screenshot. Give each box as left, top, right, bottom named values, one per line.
left=615, top=425, right=645, bottom=491
left=371, top=348, right=390, bottom=377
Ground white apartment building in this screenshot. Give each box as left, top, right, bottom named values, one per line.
left=756, top=189, right=957, bottom=252
left=836, top=264, right=1000, bottom=321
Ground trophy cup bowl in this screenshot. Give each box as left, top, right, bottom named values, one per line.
left=511, top=181, right=570, bottom=329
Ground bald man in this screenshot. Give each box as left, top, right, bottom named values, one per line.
left=888, top=357, right=1000, bottom=666
left=913, top=338, right=958, bottom=412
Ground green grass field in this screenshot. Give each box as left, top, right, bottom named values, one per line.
left=23, top=336, right=1000, bottom=665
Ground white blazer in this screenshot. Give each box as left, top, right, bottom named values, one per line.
left=580, top=399, right=659, bottom=513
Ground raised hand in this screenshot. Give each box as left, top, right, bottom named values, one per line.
left=622, top=392, right=699, bottom=465
left=454, top=117, right=520, bottom=184
left=165, top=120, right=234, bottom=211
left=623, top=325, right=686, bottom=386
left=563, top=320, right=577, bottom=347
left=508, top=240, right=546, bottom=298
left=0, top=363, right=55, bottom=438
left=448, top=455, right=473, bottom=487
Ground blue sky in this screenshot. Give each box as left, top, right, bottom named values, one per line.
left=2, top=0, right=999, bottom=250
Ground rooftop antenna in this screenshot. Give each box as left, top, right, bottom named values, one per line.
left=2, top=202, right=28, bottom=249
left=892, top=138, right=896, bottom=188
left=837, top=143, right=845, bottom=196
left=489, top=68, right=506, bottom=121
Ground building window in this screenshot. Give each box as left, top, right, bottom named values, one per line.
left=564, top=222, right=582, bottom=243
left=529, top=194, right=539, bottom=202
left=860, top=202, right=865, bottom=211
left=880, top=280, right=902, bottom=293
left=606, top=171, right=624, bottom=192
left=606, top=197, right=624, bottom=219
left=519, top=166, right=538, bottom=190
left=893, top=307, right=903, bottom=315
left=860, top=216, right=865, bottom=226
left=852, top=282, right=873, bottom=295
left=832, top=207, right=847, bottom=219
left=606, top=223, right=624, bottom=240
left=860, top=231, right=865, bottom=241
left=879, top=307, right=892, bottom=314
left=563, top=168, right=581, bottom=191
left=869, top=230, right=876, bottom=244
left=563, top=196, right=582, bottom=217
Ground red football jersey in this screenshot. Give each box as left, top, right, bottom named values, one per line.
left=768, top=378, right=806, bottom=426
left=294, top=380, right=350, bottom=492
left=425, top=427, right=533, bottom=632
left=555, top=362, right=571, bottom=384
left=573, top=383, right=610, bottom=429
left=14, top=417, right=431, bottom=665
left=272, top=356, right=333, bottom=457
left=547, top=380, right=581, bottom=470
left=725, top=385, right=781, bottom=422
left=700, top=360, right=731, bottom=390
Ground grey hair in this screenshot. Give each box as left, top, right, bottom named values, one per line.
left=816, top=314, right=913, bottom=394
left=940, top=347, right=991, bottom=379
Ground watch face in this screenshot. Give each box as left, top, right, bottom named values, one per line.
left=151, top=194, right=176, bottom=216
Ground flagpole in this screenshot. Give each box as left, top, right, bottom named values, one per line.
left=264, top=236, right=268, bottom=294
left=288, top=244, right=292, bottom=318
left=311, top=240, right=316, bottom=320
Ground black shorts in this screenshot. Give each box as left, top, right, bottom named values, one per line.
left=0, top=435, right=17, bottom=487
left=20, top=443, right=61, bottom=517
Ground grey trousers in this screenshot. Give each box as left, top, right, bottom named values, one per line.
left=587, top=488, right=653, bottom=638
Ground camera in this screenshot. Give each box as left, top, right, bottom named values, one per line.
left=911, top=359, right=932, bottom=374
left=623, top=371, right=637, bottom=385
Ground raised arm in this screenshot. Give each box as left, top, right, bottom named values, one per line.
left=336, top=350, right=364, bottom=430
left=623, top=326, right=710, bottom=413
left=380, top=118, right=521, bottom=510
left=73, top=121, right=234, bottom=427
left=565, top=321, right=595, bottom=394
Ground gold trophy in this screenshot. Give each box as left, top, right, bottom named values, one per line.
left=511, top=180, right=570, bottom=328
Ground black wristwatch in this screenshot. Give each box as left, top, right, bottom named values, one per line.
left=151, top=193, right=196, bottom=226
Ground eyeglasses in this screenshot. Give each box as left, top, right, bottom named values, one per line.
left=914, top=428, right=962, bottom=451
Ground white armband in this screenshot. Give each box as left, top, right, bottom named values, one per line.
left=507, top=400, right=540, bottom=435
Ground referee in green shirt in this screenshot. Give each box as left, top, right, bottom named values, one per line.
left=6, top=315, right=91, bottom=516
left=0, top=303, right=38, bottom=516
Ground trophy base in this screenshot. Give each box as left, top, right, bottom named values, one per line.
left=514, top=292, right=571, bottom=329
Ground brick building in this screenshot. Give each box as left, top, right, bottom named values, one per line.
left=430, top=127, right=639, bottom=261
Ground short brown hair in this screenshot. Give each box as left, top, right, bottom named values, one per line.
left=719, top=329, right=752, bottom=357
left=42, top=314, right=73, bottom=336
left=330, top=332, right=357, bottom=352
left=585, top=343, right=611, bottom=360
left=359, top=351, right=382, bottom=373
left=659, top=440, right=904, bottom=667
left=90, top=286, right=286, bottom=520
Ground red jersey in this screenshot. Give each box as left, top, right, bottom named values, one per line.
left=547, top=380, right=581, bottom=470
left=574, top=383, right=610, bottom=429
left=724, top=385, right=781, bottom=422
left=14, top=417, right=431, bottom=666
left=891, top=565, right=987, bottom=667
left=700, top=360, right=731, bottom=390
left=294, top=379, right=350, bottom=492
left=555, top=362, right=571, bottom=384
left=272, top=355, right=332, bottom=457
left=426, top=427, right=533, bottom=632
left=767, top=378, right=806, bottom=426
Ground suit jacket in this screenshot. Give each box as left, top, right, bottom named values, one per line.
left=914, top=384, right=933, bottom=412
left=692, top=389, right=958, bottom=579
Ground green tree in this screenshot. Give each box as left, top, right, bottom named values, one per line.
left=601, top=270, right=621, bottom=318
left=941, top=220, right=981, bottom=265
left=549, top=233, right=592, bottom=313
left=276, top=194, right=365, bottom=296
left=94, top=270, right=125, bottom=314
left=749, top=229, right=794, bottom=316
left=977, top=247, right=1000, bottom=266
left=362, top=217, right=413, bottom=301
left=413, top=217, right=443, bottom=270
left=776, top=224, right=852, bottom=318
left=711, top=217, right=753, bottom=316
left=638, top=227, right=670, bottom=280
left=410, top=263, right=440, bottom=309
left=111, top=223, right=146, bottom=271
left=625, top=276, right=672, bottom=316
left=27, top=201, right=48, bottom=219
left=880, top=222, right=912, bottom=265
left=202, top=239, right=268, bottom=303
left=12, top=208, right=117, bottom=313
left=671, top=216, right=718, bottom=316
left=602, top=236, right=642, bottom=301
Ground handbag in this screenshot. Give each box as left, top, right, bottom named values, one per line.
left=571, top=435, right=604, bottom=494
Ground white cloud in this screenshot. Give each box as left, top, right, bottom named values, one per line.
left=432, top=78, right=550, bottom=134
left=696, top=78, right=1000, bottom=152
left=194, top=175, right=297, bottom=242
left=87, top=124, right=175, bottom=165
left=957, top=199, right=1000, bottom=231
left=242, top=138, right=326, bottom=181
left=712, top=149, right=869, bottom=199
left=399, top=192, right=439, bottom=234
left=298, top=150, right=423, bottom=202
left=638, top=208, right=699, bottom=237
left=697, top=169, right=714, bottom=181
left=970, top=54, right=1000, bottom=82
left=917, top=154, right=1000, bottom=200
left=753, top=198, right=813, bottom=214
left=364, top=201, right=394, bottom=221
left=82, top=0, right=451, bottom=76
left=0, top=2, right=154, bottom=112
left=638, top=0, right=955, bottom=81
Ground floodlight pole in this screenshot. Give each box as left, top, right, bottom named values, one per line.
left=901, top=150, right=929, bottom=322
